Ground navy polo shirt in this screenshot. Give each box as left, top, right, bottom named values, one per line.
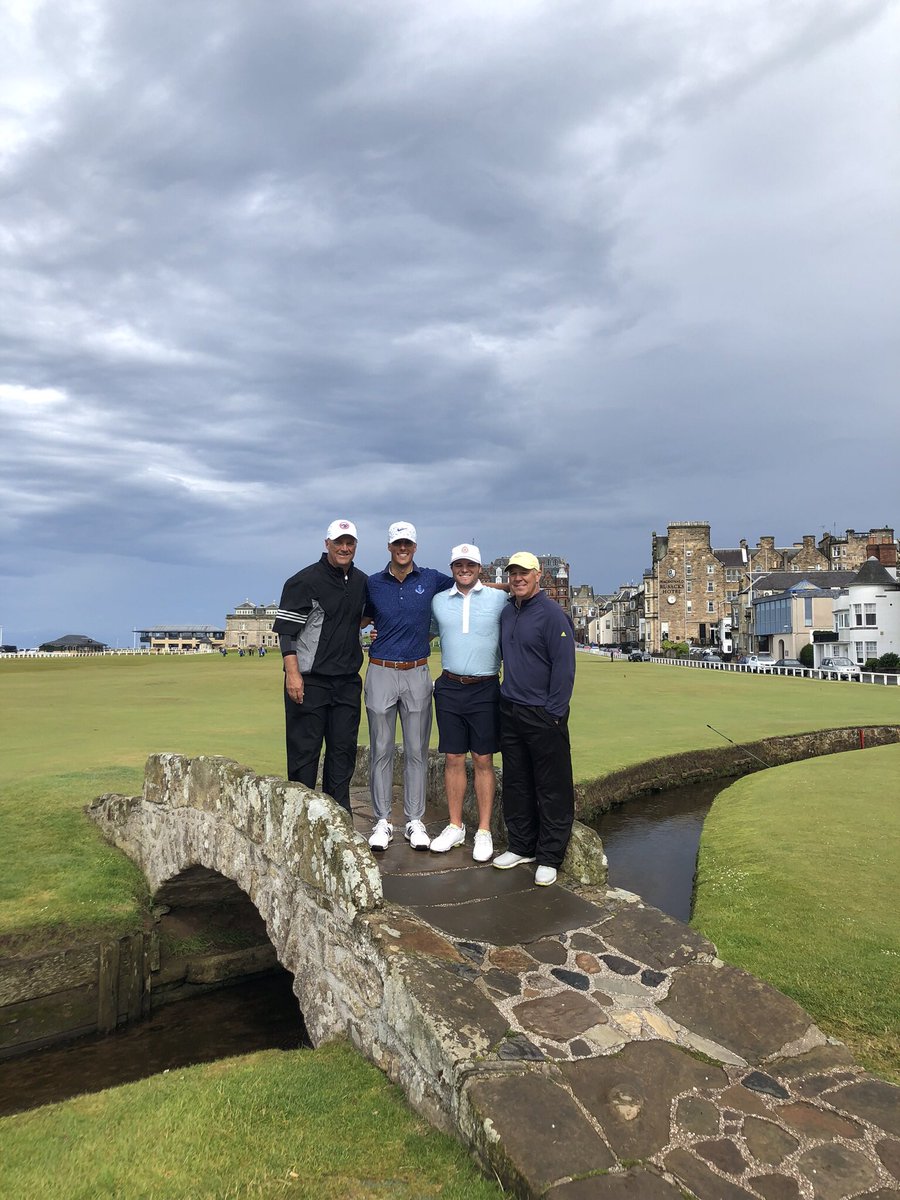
left=365, top=563, right=453, bottom=662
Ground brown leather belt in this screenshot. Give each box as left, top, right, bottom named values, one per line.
left=442, top=671, right=499, bottom=685
left=369, top=657, right=428, bottom=670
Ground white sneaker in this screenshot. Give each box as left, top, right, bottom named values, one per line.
left=492, top=850, right=537, bottom=869
left=535, top=865, right=558, bottom=886
left=404, top=820, right=431, bottom=850
left=368, top=819, right=393, bottom=851
left=472, top=830, right=493, bottom=863
left=430, top=823, right=465, bottom=853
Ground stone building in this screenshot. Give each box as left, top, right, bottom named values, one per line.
left=643, top=521, right=890, bottom=653
left=645, top=522, right=727, bottom=650
left=224, top=601, right=279, bottom=651
left=482, top=554, right=572, bottom=611
left=570, top=583, right=599, bottom=643
left=818, top=527, right=897, bottom=572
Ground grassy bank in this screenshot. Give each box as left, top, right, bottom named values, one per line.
left=692, top=743, right=900, bottom=1082
left=1, top=653, right=898, bottom=939
left=0, top=1042, right=503, bottom=1200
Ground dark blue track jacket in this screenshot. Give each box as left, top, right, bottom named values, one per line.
left=499, top=590, right=576, bottom=718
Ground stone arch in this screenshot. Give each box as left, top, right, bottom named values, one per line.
left=89, top=753, right=384, bottom=1043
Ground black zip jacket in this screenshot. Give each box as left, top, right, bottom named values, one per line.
left=273, top=555, right=367, bottom=675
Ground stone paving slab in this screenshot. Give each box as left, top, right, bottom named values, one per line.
left=465, top=1072, right=616, bottom=1190
left=659, top=962, right=816, bottom=1065
left=407, top=881, right=604, bottom=943
left=381, top=860, right=533, bottom=906
left=548, top=1167, right=684, bottom=1197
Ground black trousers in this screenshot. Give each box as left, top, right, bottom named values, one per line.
left=499, top=699, right=575, bottom=868
left=285, top=673, right=361, bottom=813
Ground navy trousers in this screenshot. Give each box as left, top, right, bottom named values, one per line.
left=499, top=699, right=575, bottom=868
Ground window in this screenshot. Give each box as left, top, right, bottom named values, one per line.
left=707, top=601, right=715, bottom=613
left=726, top=568, right=740, bottom=582
left=707, top=565, right=714, bottom=575
left=853, top=604, right=863, bottom=626
left=686, top=600, right=693, bottom=613
left=865, top=603, right=876, bottom=626
left=686, top=582, right=692, bottom=593
left=726, top=589, right=738, bottom=600
left=685, top=550, right=692, bottom=557
left=804, top=597, right=813, bottom=627
left=706, top=581, right=714, bottom=593
left=855, top=642, right=864, bottom=662
left=685, top=565, right=692, bottom=577
left=866, top=641, right=877, bottom=658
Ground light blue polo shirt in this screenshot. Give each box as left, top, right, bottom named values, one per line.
left=431, top=582, right=507, bottom=675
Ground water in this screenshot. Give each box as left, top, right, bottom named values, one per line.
left=590, top=779, right=727, bottom=923
left=0, top=969, right=306, bottom=1117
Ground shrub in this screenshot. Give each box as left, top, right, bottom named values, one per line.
left=876, top=652, right=900, bottom=673
left=798, top=644, right=815, bottom=668
left=662, top=640, right=690, bottom=657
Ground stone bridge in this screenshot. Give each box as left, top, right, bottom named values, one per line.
left=88, top=752, right=900, bottom=1200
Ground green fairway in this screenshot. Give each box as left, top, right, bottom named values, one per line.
left=692, top=743, right=900, bottom=1082
left=1, top=653, right=898, bottom=938
left=0, top=1042, right=503, bottom=1200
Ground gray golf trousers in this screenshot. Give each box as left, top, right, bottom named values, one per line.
left=364, top=663, right=433, bottom=823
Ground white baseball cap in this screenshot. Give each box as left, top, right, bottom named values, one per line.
left=450, top=543, right=482, bottom=565
left=388, top=521, right=417, bottom=543
left=326, top=519, right=358, bottom=541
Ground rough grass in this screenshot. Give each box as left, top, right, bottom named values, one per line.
left=0, top=1042, right=503, bottom=1200
left=1, top=653, right=898, bottom=939
left=692, top=743, right=900, bottom=1082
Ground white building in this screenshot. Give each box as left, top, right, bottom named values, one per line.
left=817, top=558, right=900, bottom=666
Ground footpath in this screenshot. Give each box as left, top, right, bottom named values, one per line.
left=352, top=793, right=900, bottom=1200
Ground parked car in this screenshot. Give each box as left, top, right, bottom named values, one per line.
left=699, top=652, right=723, bottom=665
left=738, top=654, right=774, bottom=672
left=628, top=650, right=651, bottom=661
left=774, top=658, right=805, bottom=675
left=819, top=656, right=861, bottom=680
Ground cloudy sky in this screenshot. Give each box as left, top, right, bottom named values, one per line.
left=2, top=0, right=897, bottom=647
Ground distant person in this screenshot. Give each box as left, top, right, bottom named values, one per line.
left=272, top=520, right=367, bottom=815
left=429, top=543, right=505, bottom=863
left=363, top=522, right=453, bottom=852
left=494, top=552, right=576, bottom=887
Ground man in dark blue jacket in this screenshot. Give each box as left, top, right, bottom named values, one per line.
left=272, top=519, right=367, bottom=814
left=494, top=551, right=576, bottom=886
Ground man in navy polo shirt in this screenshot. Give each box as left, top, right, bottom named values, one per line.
left=364, top=521, right=453, bottom=851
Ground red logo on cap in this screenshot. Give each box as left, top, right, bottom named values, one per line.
left=461, top=545, right=470, bottom=553
left=339, top=522, right=350, bottom=529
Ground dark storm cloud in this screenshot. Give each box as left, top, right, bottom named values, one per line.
left=0, top=0, right=896, bottom=644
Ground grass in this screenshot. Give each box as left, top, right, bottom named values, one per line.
left=1, top=652, right=898, bottom=940
left=0, top=654, right=897, bottom=1192
left=692, top=743, right=900, bottom=1082
left=0, top=1042, right=504, bottom=1200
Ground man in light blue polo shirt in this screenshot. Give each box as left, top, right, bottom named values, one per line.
left=429, top=543, right=507, bottom=862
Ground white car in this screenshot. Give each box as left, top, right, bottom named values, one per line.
left=739, top=654, right=774, bottom=672
left=819, top=656, right=861, bottom=680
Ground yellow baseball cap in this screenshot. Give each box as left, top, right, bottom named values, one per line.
left=507, top=551, right=540, bottom=571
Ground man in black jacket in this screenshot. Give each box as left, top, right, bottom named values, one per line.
left=272, top=520, right=368, bottom=814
